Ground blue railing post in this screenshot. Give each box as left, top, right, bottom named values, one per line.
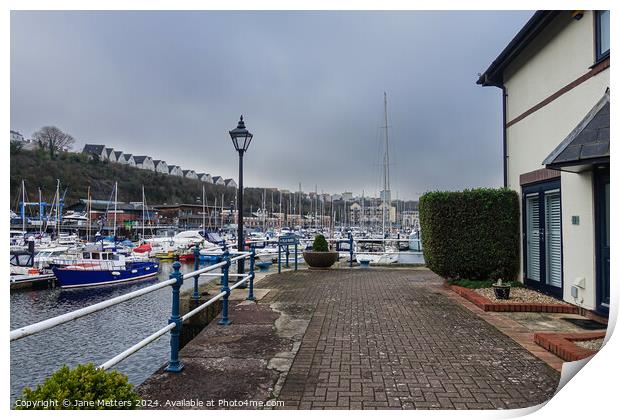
left=278, top=242, right=282, bottom=274
left=247, top=247, right=256, bottom=301
left=165, top=261, right=184, bottom=372
left=349, top=233, right=354, bottom=268
left=192, top=243, right=200, bottom=300
left=218, top=250, right=232, bottom=325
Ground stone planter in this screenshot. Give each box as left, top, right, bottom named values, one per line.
left=302, top=251, right=339, bottom=269
left=493, top=285, right=511, bottom=300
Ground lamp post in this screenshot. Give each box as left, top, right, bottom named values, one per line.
left=229, top=115, right=254, bottom=277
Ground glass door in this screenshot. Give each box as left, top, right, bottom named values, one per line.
left=525, top=194, right=541, bottom=282
left=595, top=168, right=610, bottom=314
left=523, top=180, right=563, bottom=297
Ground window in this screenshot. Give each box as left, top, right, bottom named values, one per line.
left=596, top=10, right=610, bottom=61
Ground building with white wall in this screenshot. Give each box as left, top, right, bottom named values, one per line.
left=122, top=154, right=136, bottom=166
left=133, top=156, right=155, bottom=171
left=167, top=165, right=183, bottom=177
left=182, top=169, right=198, bottom=180
left=197, top=173, right=212, bottom=183
left=478, top=10, right=610, bottom=316
left=152, top=160, right=168, bottom=174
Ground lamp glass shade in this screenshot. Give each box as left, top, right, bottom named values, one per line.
left=229, top=115, right=253, bottom=152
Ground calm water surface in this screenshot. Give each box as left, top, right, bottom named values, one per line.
left=10, top=261, right=209, bottom=403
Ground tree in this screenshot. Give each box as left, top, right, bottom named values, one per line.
left=32, top=126, right=75, bottom=158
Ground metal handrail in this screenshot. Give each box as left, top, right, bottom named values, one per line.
left=99, top=323, right=176, bottom=370
left=10, top=278, right=176, bottom=341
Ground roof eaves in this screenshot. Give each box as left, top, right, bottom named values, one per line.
left=477, top=11, right=559, bottom=87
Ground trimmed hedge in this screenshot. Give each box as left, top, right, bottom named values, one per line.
left=419, top=188, right=520, bottom=281
left=312, top=234, right=329, bottom=252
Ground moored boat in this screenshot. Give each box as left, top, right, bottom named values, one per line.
left=52, top=250, right=160, bottom=288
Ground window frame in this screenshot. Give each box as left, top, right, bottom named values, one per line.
left=595, top=10, right=610, bottom=63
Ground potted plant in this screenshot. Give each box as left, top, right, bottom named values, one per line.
left=492, top=278, right=511, bottom=300
left=302, top=234, right=339, bottom=269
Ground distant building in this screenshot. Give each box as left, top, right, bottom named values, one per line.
left=82, top=144, right=107, bottom=161
left=66, top=199, right=158, bottom=231
left=342, top=192, right=353, bottom=201
left=167, top=165, right=183, bottom=177
left=133, top=156, right=155, bottom=171
left=212, top=176, right=225, bottom=185
left=122, top=154, right=136, bottom=166
left=10, top=130, right=24, bottom=143
left=197, top=173, right=212, bottom=183
left=104, top=147, right=115, bottom=162
left=401, top=210, right=420, bottom=230
left=113, top=151, right=124, bottom=162
left=152, top=160, right=168, bottom=174
left=10, top=130, right=36, bottom=150
left=182, top=169, right=198, bottom=180
left=224, top=178, right=237, bottom=188
left=154, top=203, right=221, bottom=229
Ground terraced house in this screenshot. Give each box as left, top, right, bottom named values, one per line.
left=478, top=10, right=610, bottom=316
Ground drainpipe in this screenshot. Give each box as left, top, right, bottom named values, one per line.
left=501, top=85, right=508, bottom=188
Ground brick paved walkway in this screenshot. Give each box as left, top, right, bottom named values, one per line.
left=259, top=269, right=560, bottom=410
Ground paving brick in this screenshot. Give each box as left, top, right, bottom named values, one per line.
left=263, top=269, right=560, bottom=410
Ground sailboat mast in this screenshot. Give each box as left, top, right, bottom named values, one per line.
left=86, top=186, right=91, bottom=241
left=39, top=187, right=43, bottom=234
left=56, top=180, right=60, bottom=235
left=142, top=185, right=145, bottom=241
left=113, top=181, right=118, bottom=238
left=382, top=91, right=391, bottom=237
left=22, top=180, right=26, bottom=234
left=202, top=185, right=206, bottom=232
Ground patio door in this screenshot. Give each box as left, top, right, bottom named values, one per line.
left=595, top=167, right=610, bottom=314
left=523, top=180, right=562, bottom=297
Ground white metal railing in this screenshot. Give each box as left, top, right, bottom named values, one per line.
left=10, top=278, right=176, bottom=341
left=10, top=249, right=257, bottom=374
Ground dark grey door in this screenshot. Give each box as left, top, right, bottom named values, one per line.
left=523, top=180, right=563, bottom=297
left=595, top=168, right=610, bottom=314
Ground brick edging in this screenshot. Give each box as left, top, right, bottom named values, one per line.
left=447, top=284, right=579, bottom=313
left=534, top=332, right=606, bottom=362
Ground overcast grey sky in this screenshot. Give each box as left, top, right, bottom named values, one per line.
left=11, top=11, right=533, bottom=200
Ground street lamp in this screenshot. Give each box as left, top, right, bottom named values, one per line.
left=229, top=115, right=253, bottom=277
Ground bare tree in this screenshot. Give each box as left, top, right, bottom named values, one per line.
left=32, top=126, right=75, bottom=158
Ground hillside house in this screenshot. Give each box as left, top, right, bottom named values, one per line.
left=168, top=165, right=183, bottom=177
left=224, top=178, right=237, bottom=188
left=197, top=173, right=212, bottom=183
left=133, top=156, right=155, bottom=171
left=152, top=160, right=169, bottom=174
left=182, top=169, right=198, bottom=180
left=212, top=176, right=225, bottom=186
left=104, top=147, right=115, bottom=162
left=82, top=144, right=107, bottom=161
left=122, top=154, right=136, bottom=166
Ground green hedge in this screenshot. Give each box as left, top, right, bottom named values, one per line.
left=419, top=188, right=520, bottom=281
left=312, top=234, right=329, bottom=252
left=15, top=364, right=141, bottom=410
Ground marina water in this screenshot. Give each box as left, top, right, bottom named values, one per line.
left=10, top=261, right=198, bottom=403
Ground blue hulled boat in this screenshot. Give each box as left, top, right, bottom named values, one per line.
left=51, top=250, right=160, bottom=289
